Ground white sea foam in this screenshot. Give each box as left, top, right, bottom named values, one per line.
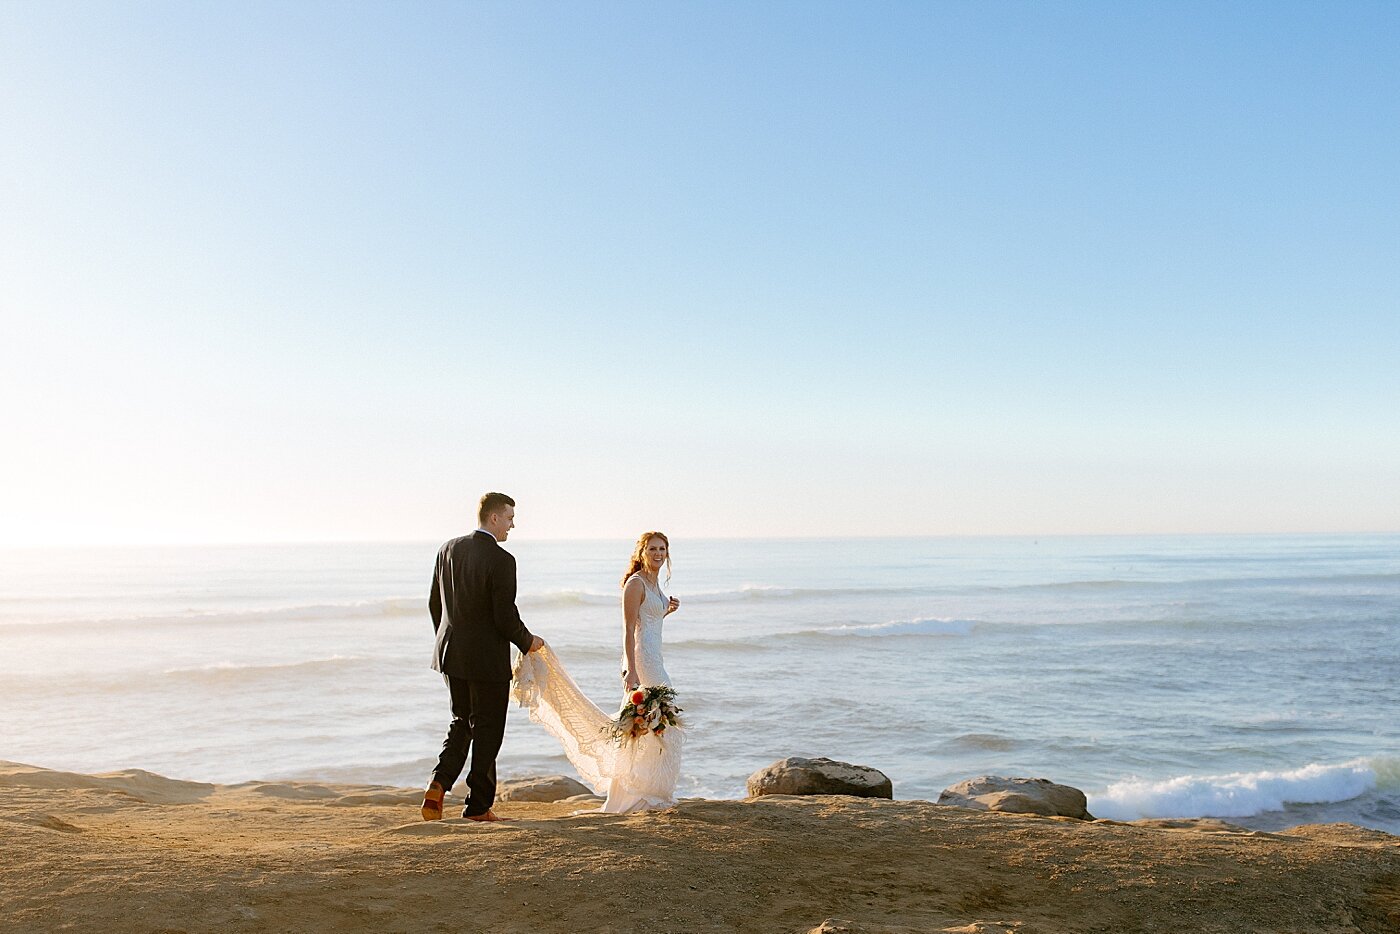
left=676, top=585, right=910, bottom=603
left=521, top=584, right=930, bottom=609
left=35, top=584, right=935, bottom=623
left=1, top=597, right=428, bottom=632
left=519, top=590, right=616, bottom=608
left=162, top=655, right=366, bottom=677
left=1089, top=759, right=1380, bottom=821
left=817, top=617, right=979, bottom=638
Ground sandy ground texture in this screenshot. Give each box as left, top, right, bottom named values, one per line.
left=2, top=760, right=1398, bottom=934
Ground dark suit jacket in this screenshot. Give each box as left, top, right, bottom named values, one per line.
left=429, top=531, right=534, bottom=682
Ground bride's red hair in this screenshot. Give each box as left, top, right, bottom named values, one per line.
left=621, top=531, right=672, bottom=587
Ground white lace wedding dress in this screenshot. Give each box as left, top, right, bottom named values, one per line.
left=511, top=574, right=683, bottom=812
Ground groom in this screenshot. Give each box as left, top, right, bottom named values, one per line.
left=421, top=491, right=543, bottom=822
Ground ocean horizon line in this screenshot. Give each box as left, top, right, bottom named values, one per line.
left=3, top=529, right=1399, bottom=550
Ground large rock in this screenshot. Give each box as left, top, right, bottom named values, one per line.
left=937, top=775, right=1093, bottom=820
left=747, top=757, right=893, bottom=799
left=496, top=775, right=593, bottom=803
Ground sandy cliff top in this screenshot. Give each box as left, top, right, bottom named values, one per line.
left=2, top=760, right=1397, bottom=933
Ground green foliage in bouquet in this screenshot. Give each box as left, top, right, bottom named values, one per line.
left=606, top=684, right=684, bottom=745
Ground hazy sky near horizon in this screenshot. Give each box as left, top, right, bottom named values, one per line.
left=2, top=1, right=1398, bottom=545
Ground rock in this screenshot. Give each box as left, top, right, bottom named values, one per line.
left=937, top=775, right=1093, bottom=820
left=747, top=757, right=893, bottom=799
left=496, top=775, right=593, bottom=803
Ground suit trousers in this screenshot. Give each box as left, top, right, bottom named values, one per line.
left=431, top=675, right=511, bottom=817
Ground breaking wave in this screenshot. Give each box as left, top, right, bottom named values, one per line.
left=1088, top=757, right=1398, bottom=821
left=799, top=617, right=980, bottom=638
left=162, top=655, right=369, bottom=680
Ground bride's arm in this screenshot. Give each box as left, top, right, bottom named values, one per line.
left=621, top=577, right=645, bottom=690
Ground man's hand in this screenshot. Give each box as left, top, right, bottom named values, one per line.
left=528, top=636, right=545, bottom=653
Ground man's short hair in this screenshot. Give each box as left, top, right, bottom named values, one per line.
left=478, top=491, right=516, bottom=525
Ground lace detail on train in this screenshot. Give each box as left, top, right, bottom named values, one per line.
left=511, top=579, right=682, bottom=813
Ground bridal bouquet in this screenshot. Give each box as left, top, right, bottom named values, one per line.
left=607, top=685, right=683, bottom=745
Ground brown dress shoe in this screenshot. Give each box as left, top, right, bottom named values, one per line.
left=421, top=782, right=445, bottom=821
left=465, top=810, right=514, bottom=822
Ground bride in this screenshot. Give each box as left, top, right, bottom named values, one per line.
left=511, top=531, right=684, bottom=813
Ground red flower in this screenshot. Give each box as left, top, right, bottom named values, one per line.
left=631, top=690, right=646, bottom=705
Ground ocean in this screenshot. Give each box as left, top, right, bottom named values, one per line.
left=1, top=534, right=1396, bottom=834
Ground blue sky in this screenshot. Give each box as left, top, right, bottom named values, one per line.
left=2, top=1, right=1397, bottom=543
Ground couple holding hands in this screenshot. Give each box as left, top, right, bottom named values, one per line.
left=421, top=492, right=683, bottom=821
